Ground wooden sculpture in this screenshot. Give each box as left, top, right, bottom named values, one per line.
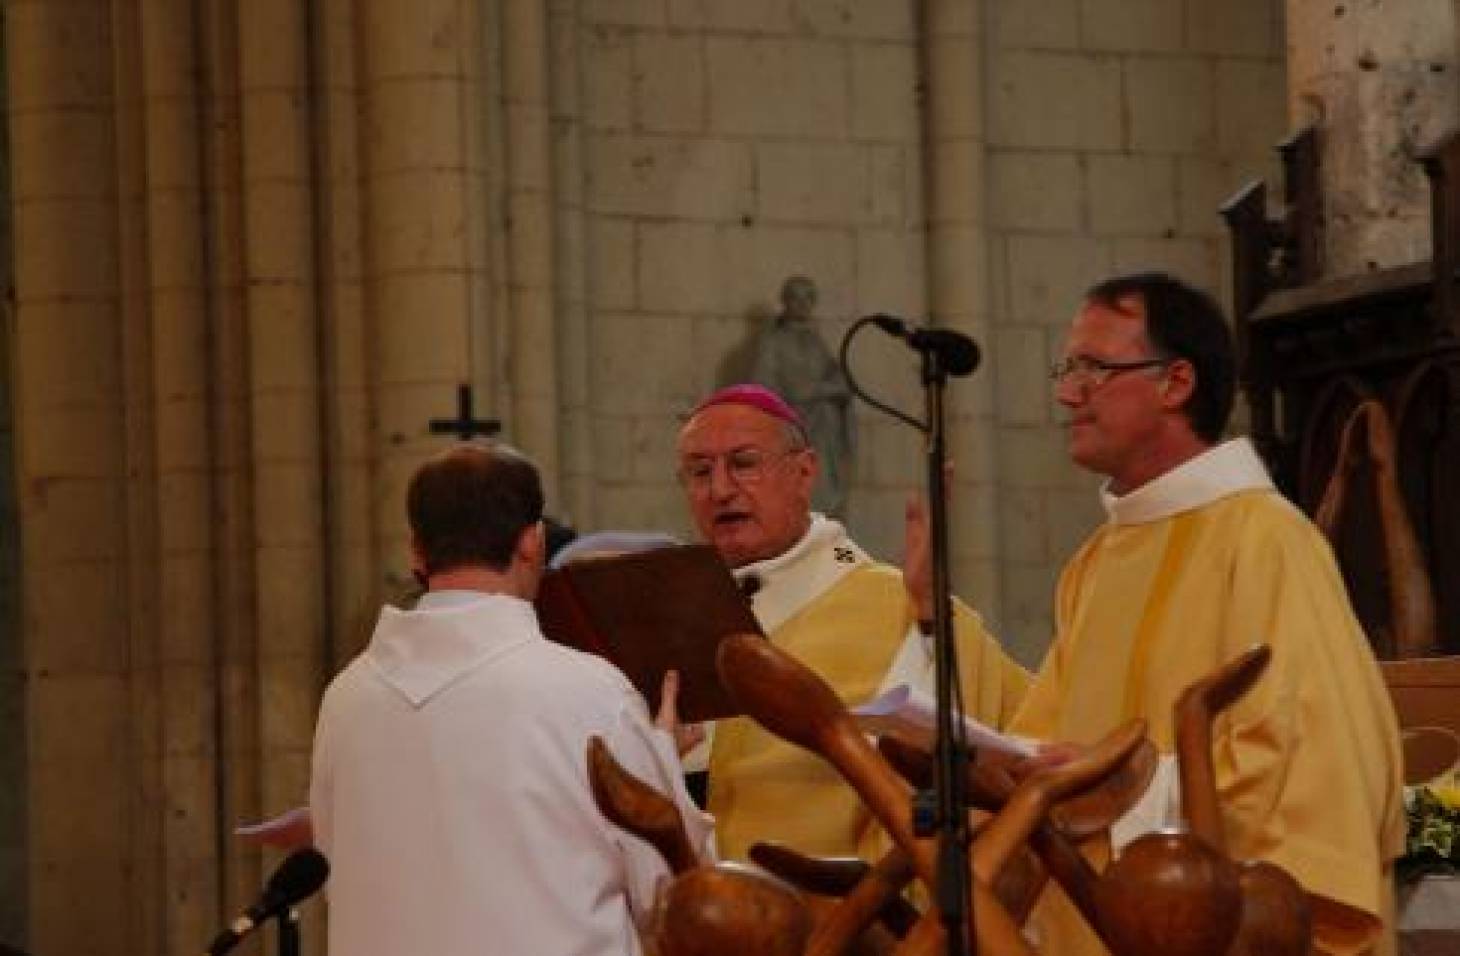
left=1314, top=398, right=1437, bottom=658
left=873, top=733, right=1157, bottom=843
left=591, top=636, right=1311, bottom=956
left=654, top=862, right=812, bottom=956
left=875, top=733, right=1151, bottom=945
left=588, top=736, right=701, bottom=875
left=590, top=725, right=902, bottom=956
left=587, top=734, right=813, bottom=956
left=1093, top=645, right=1312, bottom=956
left=895, top=724, right=1152, bottom=956
left=874, top=645, right=1310, bottom=956
left=1094, top=831, right=1244, bottom=956
left=717, top=634, right=1154, bottom=956
left=716, top=633, right=1034, bottom=956
left=1171, top=645, right=1313, bottom=956
left=1171, top=646, right=1274, bottom=848
left=875, top=729, right=1159, bottom=929
left=749, top=842, right=920, bottom=941
left=879, top=735, right=1247, bottom=956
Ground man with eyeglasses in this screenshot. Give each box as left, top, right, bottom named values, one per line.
left=676, top=384, right=1030, bottom=863
left=1008, top=273, right=1404, bottom=955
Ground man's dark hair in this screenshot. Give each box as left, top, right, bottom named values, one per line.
left=407, top=443, right=544, bottom=575
left=543, top=516, right=578, bottom=563
left=1085, top=271, right=1236, bottom=443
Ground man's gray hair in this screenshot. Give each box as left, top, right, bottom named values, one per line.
left=779, top=418, right=810, bottom=452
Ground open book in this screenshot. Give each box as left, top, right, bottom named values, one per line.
left=852, top=683, right=1038, bottom=758
left=535, top=544, right=762, bottom=723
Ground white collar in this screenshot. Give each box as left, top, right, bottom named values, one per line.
left=1100, top=438, right=1274, bottom=526
left=416, top=589, right=496, bottom=610
left=732, top=514, right=871, bottom=633
left=366, top=593, right=539, bottom=707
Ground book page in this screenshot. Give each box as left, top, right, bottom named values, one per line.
left=852, top=683, right=1038, bottom=757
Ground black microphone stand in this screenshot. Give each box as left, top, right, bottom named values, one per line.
left=919, top=341, right=973, bottom=956
left=278, top=906, right=301, bottom=956
left=838, top=316, right=975, bottom=955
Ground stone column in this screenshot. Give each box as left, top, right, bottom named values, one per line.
left=502, top=0, right=562, bottom=503
left=235, top=7, right=330, bottom=952
left=9, top=0, right=243, bottom=947
left=549, top=0, right=598, bottom=529
left=921, top=0, right=1002, bottom=618
left=7, top=1, right=142, bottom=949
left=358, top=0, right=480, bottom=590
left=196, top=0, right=261, bottom=923
left=131, top=3, right=229, bottom=950
left=1287, top=0, right=1460, bottom=274
left=310, top=0, right=378, bottom=670
left=476, top=0, right=513, bottom=441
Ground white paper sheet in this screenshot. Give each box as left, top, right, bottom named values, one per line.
left=234, top=805, right=313, bottom=845
left=852, top=683, right=1038, bottom=757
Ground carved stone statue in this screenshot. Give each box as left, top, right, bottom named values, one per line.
left=749, top=276, right=856, bottom=517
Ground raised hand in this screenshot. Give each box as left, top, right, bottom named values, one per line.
left=902, top=495, right=934, bottom=622
left=655, top=669, right=706, bottom=758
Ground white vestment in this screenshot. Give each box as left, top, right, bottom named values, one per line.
left=733, top=514, right=1009, bottom=697
left=311, top=590, right=713, bottom=956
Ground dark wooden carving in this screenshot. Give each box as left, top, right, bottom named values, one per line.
left=1222, top=127, right=1460, bottom=658
left=1313, top=400, right=1438, bottom=658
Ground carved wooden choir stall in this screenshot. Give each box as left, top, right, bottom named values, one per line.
left=1225, top=126, right=1460, bottom=955
left=1222, top=124, right=1460, bottom=760
left=1223, top=127, right=1460, bottom=668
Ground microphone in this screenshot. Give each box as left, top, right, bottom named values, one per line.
left=868, top=314, right=981, bottom=377
left=205, top=848, right=329, bottom=955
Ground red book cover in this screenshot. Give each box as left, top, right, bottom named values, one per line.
left=535, top=545, right=762, bottom=722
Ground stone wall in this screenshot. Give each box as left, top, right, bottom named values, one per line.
left=570, top=0, right=1289, bottom=663
left=1286, top=0, right=1459, bottom=276
left=574, top=0, right=930, bottom=558
left=985, top=0, right=1287, bottom=662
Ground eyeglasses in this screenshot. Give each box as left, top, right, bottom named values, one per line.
left=676, top=446, right=802, bottom=491
left=1049, top=355, right=1172, bottom=390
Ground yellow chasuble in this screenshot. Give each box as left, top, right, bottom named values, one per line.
left=1012, top=439, right=1405, bottom=956
left=707, top=519, right=1029, bottom=863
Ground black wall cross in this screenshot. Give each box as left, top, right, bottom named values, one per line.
left=429, top=384, right=501, bottom=441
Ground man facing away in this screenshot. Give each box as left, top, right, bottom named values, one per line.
left=676, top=384, right=1030, bottom=862
left=310, top=443, right=712, bottom=956
left=1010, top=273, right=1404, bottom=955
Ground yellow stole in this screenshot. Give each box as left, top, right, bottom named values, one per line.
left=707, top=564, right=910, bottom=861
